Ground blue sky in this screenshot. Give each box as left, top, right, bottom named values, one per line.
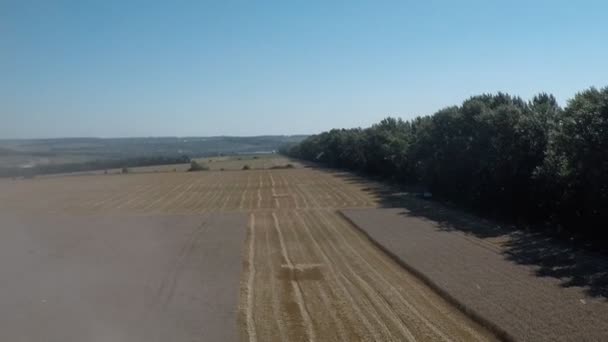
left=1, top=1, right=607, bottom=138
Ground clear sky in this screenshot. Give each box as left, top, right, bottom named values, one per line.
left=1, top=1, right=607, bottom=138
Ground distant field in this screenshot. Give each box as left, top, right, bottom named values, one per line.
left=0, top=166, right=375, bottom=215
left=26, top=154, right=302, bottom=178
left=0, top=155, right=497, bottom=341
left=0, top=136, right=306, bottom=169
left=193, top=154, right=303, bottom=171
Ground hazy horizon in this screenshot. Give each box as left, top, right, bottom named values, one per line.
left=2, top=1, right=607, bottom=139
left=0, top=134, right=310, bottom=141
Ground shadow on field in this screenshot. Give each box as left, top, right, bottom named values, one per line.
left=331, top=171, right=608, bottom=299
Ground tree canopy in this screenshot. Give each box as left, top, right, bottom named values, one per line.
left=282, top=87, right=608, bottom=241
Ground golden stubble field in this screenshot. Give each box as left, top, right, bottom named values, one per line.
left=0, top=160, right=498, bottom=342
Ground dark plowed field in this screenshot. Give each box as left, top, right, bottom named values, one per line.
left=342, top=208, right=608, bottom=341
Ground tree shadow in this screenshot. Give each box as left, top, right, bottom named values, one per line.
left=330, top=171, right=608, bottom=299
left=502, top=231, right=608, bottom=298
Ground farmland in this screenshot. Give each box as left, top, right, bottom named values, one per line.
left=0, top=156, right=498, bottom=341
left=1, top=167, right=373, bottom=215
left=0, top=136, right=306, bottom=169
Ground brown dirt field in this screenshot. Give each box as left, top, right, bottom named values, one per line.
left=0, top=163, right=499, bottom=341
left=0, top=213, right=246, bottom=342
left=0, top=169, right=378, bottom=215
left=342, top=208, right=608, bottom=341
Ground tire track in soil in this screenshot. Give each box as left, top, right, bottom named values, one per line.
left=156, top=219, right=209, bottom=309
left=239, top=175, right=250, bottom=211
left=241, top=213, right=257, bottom=342
left=278, top=174, right=300, bottom=209
left=271, top=212, right=316, bottom=342
left=280, top=211, right=349, bottom=341
left=260, top=213, right=289, bottom=341
left=256, top=174, right=262, bottom=209
left=269, top=173, right=280, bottom=209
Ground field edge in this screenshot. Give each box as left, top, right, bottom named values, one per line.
left=337, top=209, right=514, bottom=342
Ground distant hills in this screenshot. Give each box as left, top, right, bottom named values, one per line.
left=0, top=147, right=20, bottom=156
left=0, top=135, right=307, bottom=173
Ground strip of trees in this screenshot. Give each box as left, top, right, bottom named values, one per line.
left=0, top=155, right=191, bottom=178
left=282, top=87, right=608, bottom=240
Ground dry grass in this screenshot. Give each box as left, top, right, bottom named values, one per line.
left=0, top=168, right=376, bottom=215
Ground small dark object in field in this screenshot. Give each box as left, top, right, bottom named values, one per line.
left=121, top=167, right=129, bottom=174
left=242, top=165, right=251, bottom=170
left=269, top=164, right=295, bottom=170
left=188, top=160, right=209, bottom=172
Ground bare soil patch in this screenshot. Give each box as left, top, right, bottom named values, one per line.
left=342, top=208, right=608, bottom=341
left=0, top=213, right=246, bottom=342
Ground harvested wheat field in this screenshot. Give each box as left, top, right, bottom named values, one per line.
left=0, top=159, right=500, bottom=341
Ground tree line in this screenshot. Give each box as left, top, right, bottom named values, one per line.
left=282, top=87, right=608, bottom=240
left=0, top=155, right=191, bottom=178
